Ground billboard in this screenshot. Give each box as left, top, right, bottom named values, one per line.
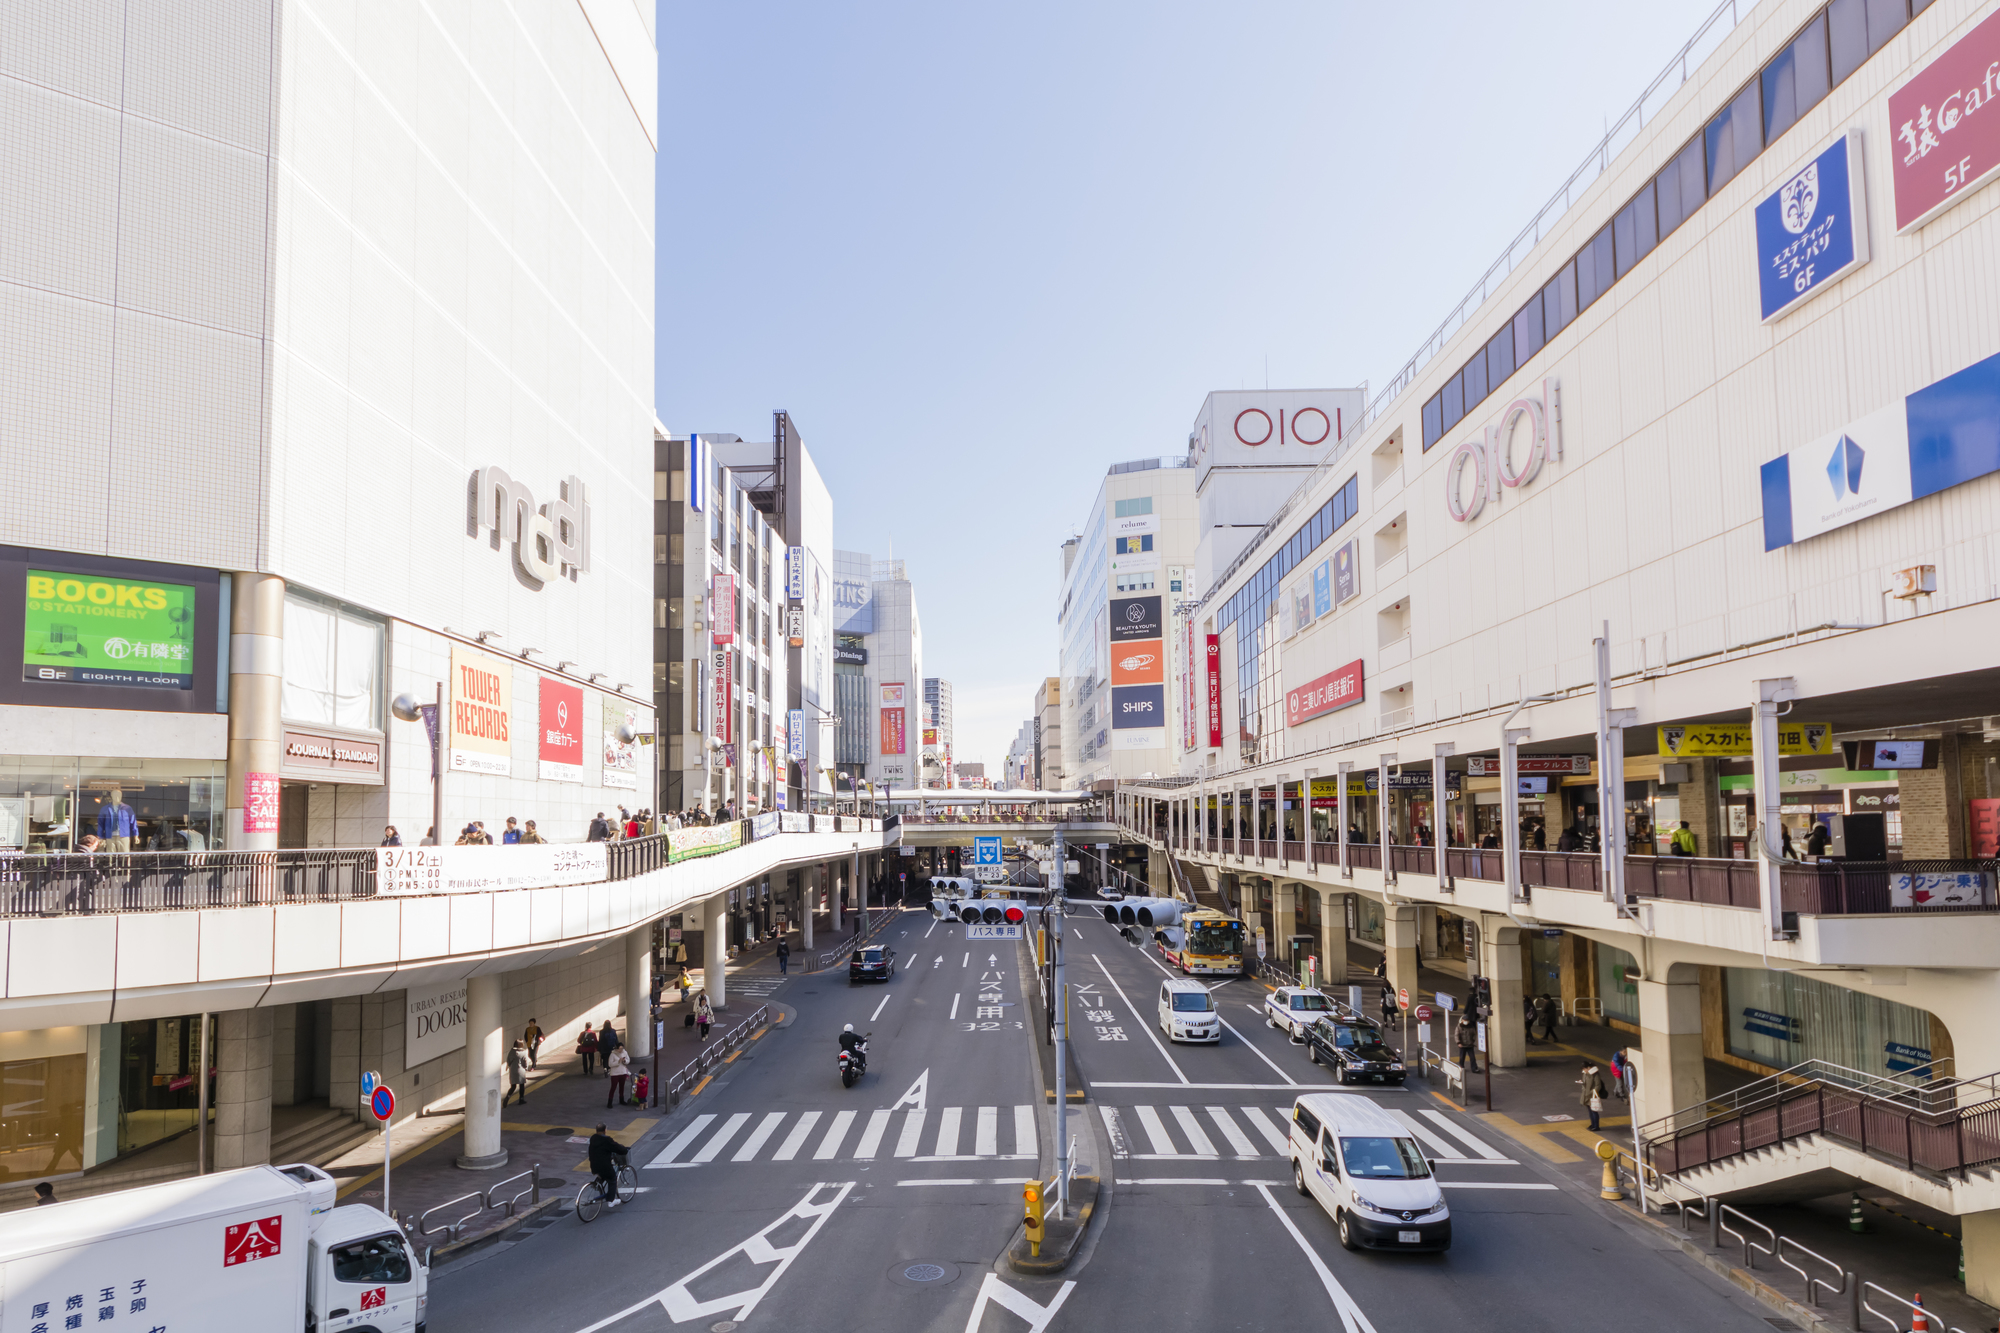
left=1111, top=684, right=1164, bottom=729
left=1755, top=132, right=1867, bottom=322
left=882, top=682, right=907, bottom=754
left=1205, top=634, right=1223, bottom=748
left=1109, top=595, right=1161, bottom=641
left=602, top=697, right=638, bottom=789
left=710, top=572, right=736, bottom=645
left=23, top=569, right=196, bottom=690
left=538, top=677, right=584, bottom=782
left=1889, top=8, right=2000, bottom=233
left=1286, top=660, right=1364, bottom=727
left=713, top=646, right=732, bottom=745
left=449, top=645, right=513, bottom=775
left=833, top=549, right=875, bottom=634
left=1111, top=640, right=1163, bottom=686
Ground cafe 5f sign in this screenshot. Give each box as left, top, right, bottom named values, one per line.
left=1443, top=378, right=1564, bottom=523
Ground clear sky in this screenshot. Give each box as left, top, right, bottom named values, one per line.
left=656, top=0, right=1720, bottom=776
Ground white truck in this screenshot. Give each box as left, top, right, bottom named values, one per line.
left=0, top=1163, right=427, bottom=1333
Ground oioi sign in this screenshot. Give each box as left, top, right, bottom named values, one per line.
left=1443, top=379, right=1564, bottom=523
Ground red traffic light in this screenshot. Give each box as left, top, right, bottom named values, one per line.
left=1004, top=905, right=1025, bottom=923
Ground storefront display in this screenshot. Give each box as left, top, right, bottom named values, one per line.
left=0, top=757, right=224, bottom=852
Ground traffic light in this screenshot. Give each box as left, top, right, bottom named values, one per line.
left=1022, top=1181, right=1045, bottom=1254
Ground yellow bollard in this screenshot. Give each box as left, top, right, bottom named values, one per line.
left=1596, top=1139, right=1625, bottom=1200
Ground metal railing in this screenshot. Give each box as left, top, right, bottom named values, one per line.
left=803, top=907, right=901, bottom=972
left=657, top=1004, right=771, bottom=1108
left=415, top=1164, right=547, bottom=1246
left=1861, top=1281, right=1975, bottom=1333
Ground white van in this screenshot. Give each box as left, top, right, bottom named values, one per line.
left=1157, top=978, right=1220, bottom=1042
left=1287, top=1092, right=1450, bottom=1252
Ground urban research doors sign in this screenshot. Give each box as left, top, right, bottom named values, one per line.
left=449, top=645, right=512, bottom=775
left=22, top=569, right=196, bottom=689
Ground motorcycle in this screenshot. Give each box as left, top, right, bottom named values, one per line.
left=838, top=1038, right=869, bottom=1088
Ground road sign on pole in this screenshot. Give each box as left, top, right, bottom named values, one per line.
left=1415, top=1004, right=1433, bottom=1022
left=360, top=1070, right=379, bottom=1099
left=974, top=836, right=1001, bottom=866
left=1398, top=988, right=1411, bottom=1011
left=369, top=1085, right=396, bottom=1218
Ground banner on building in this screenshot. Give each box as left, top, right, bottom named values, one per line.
left=603, top=698, right=639, bottom=789
left=1465, top=754, right=1590, bottom=776
left=1889, top=8, right=2000, bottom=233
left=1285, top=660, right=1364, bottom=727
left=713, top=647, right=732, bottom=745
left=243, top=772, right=280, bottom=833
left=538, top=677, right=584, bottom=782
left=789, top=708, right=806, bottom=763
left=882, top=707, right=907, bottom=755
left=406, top=981, right=468, bottom=1066
left=1109, top=595, right=1161, bottom=641
left=710, top=573, right=737, bottom=645
left=1111, top=640, right=1163, bottom=686
left=1205, top=634, right=1223, bottom=748
left=375, top=843, right=609, bottom=895
left=670, top=822, right=744, bottom=862
left=1658, top=723, right=1833, bottom=757
left=449, top=645, right=513, bottom=775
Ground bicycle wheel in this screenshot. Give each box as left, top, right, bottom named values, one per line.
left=576, top=1178, right=604, bottom=1223
left=618, top=1163, right=638, bottom=1197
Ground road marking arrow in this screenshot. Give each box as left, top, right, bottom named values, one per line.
left=889, top=1069, right=928, bottom=1113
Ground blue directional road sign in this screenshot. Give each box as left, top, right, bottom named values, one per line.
left=360, top=1070, right=379, bottom=1099
left=974, top=836, right=1001, bottom=866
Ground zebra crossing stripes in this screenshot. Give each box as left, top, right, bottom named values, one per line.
left=1099, top=1103, right=1516, bottom=1163
left=646, top=1104, right=1038, bottom=1168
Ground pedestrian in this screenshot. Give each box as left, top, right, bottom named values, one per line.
left=623, top=812, right=641, bottom=839
left=631, top=1069, right=649, bottom=1105
left=1805, top=821, right=1830, bottom=858
left=1524, top=995, right=1538, bottom=1042
left=380, top=826, right=402, bottom=847
left=1781, top=824, right=1796, bottom=859
left=1671, top=820, right=1697, bottom=856
left=576, top=1022, right=600, bottom=1076
left=1578, top=1062, right=1610, bottom=1131
left=1378, top=985, right=1396, bottom=1025
left=588, top=812, right=611, bottom=841
left=454, top=824, right=477, bottom=845
left=695, top=993, right=714, bottom=1040
left=522, top=1017, right=544, bottom=1069
left=598, top=1019, right=621, bottom=1066
left=776, top=937, right=790, bottom=975
left=1454, top=1011, right=1480, bottom=1074
left=521, top=819, right=546, bottom=844
left=420, top=826, right=437, bottom=846
left=1557, top=822, right=1581, bottom=852
left=1531, top=819, right=1547, bottom=851
left=604, top=1045, right=631, bottom=1107
left=505, top=1039, right=531, bottom=1104
left=1530, top=993, right=1551, bottom=1042
left=33, top=1182, right=56, bottom=1207
left=676, top=966, right=692, bottom=1003
left=1537, top=993, right=1560, bottom=1041
left=502, top=817, right=522, bottom=844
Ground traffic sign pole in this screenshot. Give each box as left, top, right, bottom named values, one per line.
left=368, top=1085, right=397, bottom=1219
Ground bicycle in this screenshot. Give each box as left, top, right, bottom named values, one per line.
left=575, top=1161, right=637, bottom=1222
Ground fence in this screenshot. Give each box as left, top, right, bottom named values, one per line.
left=412, top=1163, right=548, bottom=1252
left=804, top=907, right=900, bottom=972
left=655, top=1004, right=770, bottom=1108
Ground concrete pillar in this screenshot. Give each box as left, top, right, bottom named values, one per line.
left=224, top=572, right=285, bottom=849
left=1384, top=901, right=1422, bottom=1013
left=457, top=973, right=507, bottom=1168
left=1679, top=758, right=1724, bottom=858
left=328, top=996, right=362, bottom=1119
left=1147, top=845, right=1169, bottom=894
left=1966, top=1210, right=2000, bottom=1306
left=626, top=926, right=652, bottom=1059
left=802, top=867, right=815, bottom=948
left=1271, top=881, right=1297, bottom=973
left=1476, top=919, right=1527, bottom=1069
left=1632, top=967, right=1705, bottom=1133
left=829, top=860, right=843, bottom=933
left=1317, top=889, right=1349, bottom=989
left=212, top=1008, right=274, bottom=1170
left=704, top=891, right=729, bottom=1008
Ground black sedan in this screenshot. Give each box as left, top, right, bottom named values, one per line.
left=1304, top=1016, right=1407, bottom=1085
left=848, top=945, right=896, bottom=983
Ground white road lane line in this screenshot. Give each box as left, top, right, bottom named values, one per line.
left=1118, top=1177, right=1230, bottom=1185
left=812, top=1109, right=856, bottom=1160
left=895, top=1108, right=927, bottom=1156
left=771, top=1111, right=820, bottom=1161
left=950, top=993, right=960, bottom=1020
left=852, top=1109, right=892, bottom=1159
left=1386, top=1108, right=1464, bottom=1159
left=646, top=1113, right=716, bottom=1166
left=975, top=1106, right=998, bottom=1157
left=870, top=992, right=893, bottom=1021
left=1171, top=1106, right=1218, bottom=1156
left=963, top=952, right=970, bottom=967
left=1015, top=1104, right=1037, bottom=1155
left=1237, top=1105, right=1292, bottom=1153
left=924, top=920, right=937, bottom=938
left=691, top=1112, right=752, bottom=1162
left=1215, top=1015, right=1299, bottom=1084
left=960, top=1272, right=1076, bottom=1333
left=1206, top=1106, right=1260, bottom=1157
left=1092, top=954, right=1189, bottom=1084
left=934, top=1106, right=962, bottom=1156
left=1251, top=1182, right=1381, bottom=1333
left=1094, top=1082, right=1308, bottom=1090
left=1133, top=1105, right=1178, bottom=1155
left=897, top=1178, right=983, bottom=1186
left=1438, top=1181, right=1559, bottom=1190
left=733, top=1111, right=787, bottom=1161
left=1421, top=1109, right=1509, bottom=1159
left=1099, top=1106, right=1130, bottom=1158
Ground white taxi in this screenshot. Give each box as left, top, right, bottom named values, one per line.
left=1265, top=986, right=1336, bottom=1041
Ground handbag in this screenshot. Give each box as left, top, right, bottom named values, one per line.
left=683, top=1013, right=696, bottom=1028
left=1589, top=1093, right=1603, bottom=1112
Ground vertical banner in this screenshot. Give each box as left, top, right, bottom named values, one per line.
left=243, top=772, right=280, bottom=833
left=538, top=677, right=584, bottom=781
left=709, top=573, right=736, bottom=645
left=449, top=645, right=513, bottom=775
left=788, top=708, right=805, bottom=763
left=602, top=697, right=638, bottom=789
left=881, top=682, right=907, bottom=755
left=712, top=647, right=732, bottom=745
left=1204, top=634, right=1223, bottom=748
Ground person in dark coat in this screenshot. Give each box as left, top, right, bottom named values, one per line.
left=576, top=1022, right=600, bottom=1076
left=587, top=1124, right=628, bottom=1207
left=1578, top=1063, right=1611, bottom=1132
left=776, top=937, right=791, bottom=974
left=587, top=813, right=611, bottom=841
left=597, top=1019, right=621, bottom=1065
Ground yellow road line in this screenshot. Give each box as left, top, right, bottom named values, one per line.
left=689, top=1074, right=713, bottom=1097
left=1476, top=1111, right=1585, bottom=1163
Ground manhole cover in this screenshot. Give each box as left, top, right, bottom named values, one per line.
left=711, top=1323, right=739, bottom=1332
left=886, top=1259, right=961, bottom=1288
left=537, top=1178, right=568, bottom=1190
left=544, top=1127, right=574, bottom=1136
left=904, top=1264, right=947, bottom=1282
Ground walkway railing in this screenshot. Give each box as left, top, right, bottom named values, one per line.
left=656, top=1003, right=771, bottom=1109
left=803, top=907, right=901, bottom=972
left=413, top=1163, right=548, bottom=1249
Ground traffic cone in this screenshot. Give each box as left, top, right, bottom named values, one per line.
left=1848, top=1192, right=1867, bottom=1233
left=1909, top=1291, right=1928, bottom=1332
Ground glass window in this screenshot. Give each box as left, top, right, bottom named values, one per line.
left=1864, top=0, right=1907, bottom=55
left=1422, top=393, right=1443, bottom=450
left=1577, top=226, right=1615, bottom=310
left=1461, top=344, right=1487, bottom=409
left=1440, top=373, right=1464, bottom=434
left=1485, top=325, right=1514, bottom=390
left=1513, top=297, right=1545, bottom=368
left=1615, top=182, right=1657, bottom=278
left=1170, top=992, right=1213, bottom=1012
left=331, top=1233, right=413, bottom=1286
left=1338, top=1137, right=1431, bottom=1178
left=1724, top=966, right=1934, bottom=1081
left=333, top=613, right=382, bottom=731
left=1597, top=943, right=1640, bottom=1024
left=1113, top=497, right=1153, bottom=517
left=1705, top=81, right=1764, bottom=193
left=1764, top=15, right=1830, bottom=144
left=281, top=597, right=335, bottom=724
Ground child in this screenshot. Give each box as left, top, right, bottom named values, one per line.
left=630, top=1070, right=649, bottom=1106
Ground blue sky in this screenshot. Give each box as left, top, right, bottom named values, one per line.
left=656, top=0, right=1719, bottom=774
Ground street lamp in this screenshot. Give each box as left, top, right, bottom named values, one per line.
left=391, top=687, right=444, bottom=846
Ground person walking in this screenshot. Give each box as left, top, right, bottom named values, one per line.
left=505, top=1039, right=532, bottom=1105
left=676, top=965, right=692, bottom=1004
left=1454, top=1011, right=1480, bottom=1074
left=1805, top=820, right=1831, bottom=858
left=1578, top=1062, right=1610, bottom=1131
left=598, top=1019, right=621, bottom=1068
left=694, top=993, right=714, bottom=1040
left=1378, top=985, right=1397, bottom=1026
left=1670, top=820, right=1697, bottom=856
left=522, top=1017, right=544, bottom=1069
left=576, top=1022, right=600, bottom=1076
left=604, top=1045, right=632, bottom=1107
left=1536, top=993, right=1561, bottom=1042
left=380, top=826, right=402, bottom=847
left=776, top=937, right=790, bottom=975
left=502, top=817, right=522, bottom=844
left=33, top=1182, right=56, bottom=1207
left=1529, top=994, right=1551, bottom=1043
left=521, top=820, right=546, bottom=844
left=588, top=812, right=611, bottom=841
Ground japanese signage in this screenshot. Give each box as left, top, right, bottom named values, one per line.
left=280, top=730, right=382, bottom=784
left=712, top=647, right=732, bottom=746
left=922, top=727, right=938, bottom=747
left=242, top=772, right=280, bottom=833
left=1756, top=132, right=1867, bottom=321
left=1286, top=660, right=1365, bottom=726
left=449, top=646, right=513, bottom=775
left=1109, top=595, right=1161, bottom=641
left=789, top=708, right=805, bottom=762
left=882, top=683, right=907, bottom=755
left=375, top=843, right=609, bottom=895
left=1466, top=754, right=1591, bottom=776
left=538, top=677, right=584, bottom=782
left=787, top=604, right=804, bottom=647
left=23, top=569, right=196, bottom=689
left=1309, top=773, right=1461, bottom=804
left=1761, top=347, right=2000, bottom=550
left=407, top=980, right=468, bottom=1066
left=1889, top=871, right=1994, bottom=908
left=223, top=1214, right=284, bottom=1266
left=602, top=698, right=638, bottom=789
left=786, top=545, right=806, bottom=599
left=709, top=572, right=736, bottom=645
left=1444, top=379, right=1562, bottom=523
left=1205, top=634, right=1222, bottom=748
left=1657, top=722, right=1833, bottom=757
left=1890, top=7, right=2000, bottom=232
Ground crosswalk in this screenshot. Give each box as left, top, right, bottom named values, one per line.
left=1100, top=1103, right=1515, bottom=1164
left=643, top=1104, right=1038, bottom=1168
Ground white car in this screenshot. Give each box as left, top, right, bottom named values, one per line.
left=1158, top=978, right=1220, bottom=1043
left=1265, top=986, right=1336, bottom=1041
left=1288, top=1093, right=1450, bottom=1252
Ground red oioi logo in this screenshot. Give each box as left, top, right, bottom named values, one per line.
left=223, top=1214, right=284, bottom=1266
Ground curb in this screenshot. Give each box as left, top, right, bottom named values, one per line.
left=428, top=1193, right=567, bottom=1266
left=1006, top=1176, right=1101, bottom=1275
left=1639, top=1212, right=1847, bottom=1333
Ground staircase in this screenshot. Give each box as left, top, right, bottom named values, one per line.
left=1177, top=859, right=1228, bottom=912
left=270, top=1105, right=380, bottom=1167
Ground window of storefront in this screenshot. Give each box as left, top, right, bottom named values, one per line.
left=0, top=757, right=224, bottom=852
left=1596, top=943, right=1640, bottom=1024
left=1354, top=896, right=1384, bottom=945
left=1724, top=969, right=1936, bottom=1081
left=0, top=1029, right=89, bottom=1185
left=1434, top=910, right=1465, bottom=961
left=281, top=592, right=384, bottom=731
left=115, top=1016, right=212, bottom=1157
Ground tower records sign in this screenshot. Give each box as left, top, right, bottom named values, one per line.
left=450, top=645, right=513, bottom=775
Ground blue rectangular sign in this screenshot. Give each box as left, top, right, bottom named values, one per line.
left=1311, top=560, right=1332, bottom=617
left=1756, top=132, right=1867, bottom=322
left=974, top=836, right=1001, bottom=865
left=1110, top=684, right=1165, bottom=728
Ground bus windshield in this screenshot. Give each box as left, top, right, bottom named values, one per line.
left=1186, top=924, right=1242, bottom=957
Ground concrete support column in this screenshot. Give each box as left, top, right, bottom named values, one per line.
left=224, top=572, right=285, bottom=849
left=1317, top=889, right=1349, bottom=989
left=1633, top=971, right=1705, bottom=1133
left=829, top=860, right=843, bottom=934
left=704, top=891, right=729, bottom=1008
left=457, top=973, right=507, bottom=1168
left=1147, top=845, right=1169, bottom=894
left=802, top=867, right=815, bottom=948
left=212, top=1008, right=274, bottom=1170
left=626, top=926, right=652, bottom=1059
left=1271, top=881, right=1297, bottom=973
left=1679, top=758, right=1724, bottom=858
left=1384, top=901, right=1422, bottom=1014
left=1476, top=920, right=1527, bottom=1070
left=328, top=997, right=362, bottom=1119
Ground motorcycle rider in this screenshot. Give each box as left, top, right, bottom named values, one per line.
left=838, top=1023, right=868, bottom=1076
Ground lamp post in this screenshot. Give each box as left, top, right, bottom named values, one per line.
left=391, top=686, right=444, bottom=846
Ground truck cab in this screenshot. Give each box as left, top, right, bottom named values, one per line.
left=307, top=1205, right=427, bottom=1332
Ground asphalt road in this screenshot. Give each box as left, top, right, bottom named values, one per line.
left=426, top=904, right=1791, bottom=1333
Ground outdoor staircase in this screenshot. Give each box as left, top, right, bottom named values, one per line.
left=271, top=1105, right=380, bottom=1167
left=1177, top=859, right=1228, bottom=912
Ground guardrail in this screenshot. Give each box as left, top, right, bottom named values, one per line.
left=413, top=1163, right=548, bottom=1248
left=804, top=906, right=900, bottom=973
left=656, top=1004, right=771, bottom=1109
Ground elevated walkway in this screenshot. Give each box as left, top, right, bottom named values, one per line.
left=893, top=816, right=1118, bottom=848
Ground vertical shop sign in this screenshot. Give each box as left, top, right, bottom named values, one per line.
left=538, top=677, right=584, bottom=782
left=713, top=647, right=732, bottom=745
left=1204, top=634, right=1223, bottom=748
left=243, top=772, right=280, bottom=833
left=448, top=645, right=513, bottom=775
left=709, top=573, right=736, bottom=646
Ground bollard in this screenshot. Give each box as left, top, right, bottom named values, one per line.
left=1848, top=1191, right=1866, bottom=1233
left=1846, top=1273, right=1858, bottom=1332
left=1595, top=1140, right=1624, bottom=1200
left=531, top=1163, right=541, bottom=1206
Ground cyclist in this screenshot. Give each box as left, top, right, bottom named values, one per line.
left=587, top=1124, right=629, bottom=1209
